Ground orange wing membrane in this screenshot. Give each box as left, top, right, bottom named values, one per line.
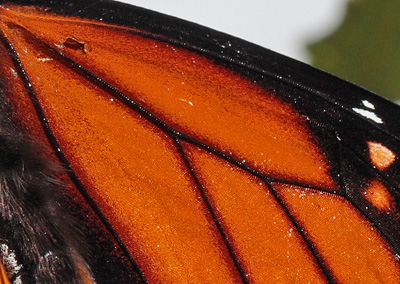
left=0, top=263, right=11, bottom=284
left=0, top=1, right=400, bottom=283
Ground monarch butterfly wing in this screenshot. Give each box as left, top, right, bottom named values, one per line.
left=0, top=263, right=11, bottom=284
left=0, top=0, right=400, bottom=283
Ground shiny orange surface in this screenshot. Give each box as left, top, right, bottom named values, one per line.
left=184, top=143, right=327, bottom=283
left=0, top=5, right=334, bottom=189
left=0, top=29, right=243, bottom=283
left=367, top=141, right=396, bottom=170
left=274, top=184, right=400, bottom=283
left=1, top=4, right=400, bottom=284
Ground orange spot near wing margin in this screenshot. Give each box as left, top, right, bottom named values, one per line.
left=363, top=179, right=394, bottom=212
left=368, top=141, right=396, bottom=170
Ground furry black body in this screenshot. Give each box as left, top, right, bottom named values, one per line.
left=0, top=87, right=89, bottom=283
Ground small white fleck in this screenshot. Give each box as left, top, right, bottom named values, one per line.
left=110, top=98, right=114, bottom=102
left=352, top=108, right=383, bottom=124
left=9, top=67, right=17, bottom=78
left=362, top=100, right=375, bottom=109
left=178, top=98, right=193, bottom=106
left=37, top=57, right=53, bottom=62
left=15, top=276, right=22, bottom=284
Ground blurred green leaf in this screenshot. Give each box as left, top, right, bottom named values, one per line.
left=308, top=0, right=400, bottom=102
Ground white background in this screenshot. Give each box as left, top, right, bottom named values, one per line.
left=117, top=0, right=347, bottom=63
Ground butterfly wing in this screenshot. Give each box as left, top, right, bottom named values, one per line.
left=0, top=0, right=399, bottom=283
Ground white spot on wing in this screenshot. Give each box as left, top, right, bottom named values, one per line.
left=178, top=98, right=194, bottom=106
left=362, top=100, right=375, bottom=109
left=352, top=108, right=383, bottom=124
left=9, top=67, right=17, bottom=78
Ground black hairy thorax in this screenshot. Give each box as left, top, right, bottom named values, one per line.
left=0, top=87, right=91, bottom=283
